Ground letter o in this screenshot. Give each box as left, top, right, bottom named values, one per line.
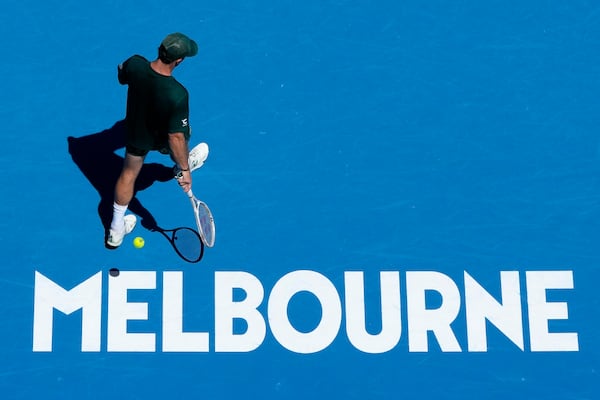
left=268, top=270, right=341, bottom=353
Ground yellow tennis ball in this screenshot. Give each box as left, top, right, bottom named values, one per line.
left=133, top=237, right=145, bottom=249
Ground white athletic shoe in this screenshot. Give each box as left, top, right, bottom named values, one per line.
left=188, top=142, right=209, bottom=172
left=106, top=214, right=137, bottom=249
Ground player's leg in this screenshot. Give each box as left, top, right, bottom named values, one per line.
left=114, top=151, right=145, bottom=205
left=107, top=149, right=146, bottom=248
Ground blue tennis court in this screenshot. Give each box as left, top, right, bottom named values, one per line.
left=1, top=1, right=598, bottom=399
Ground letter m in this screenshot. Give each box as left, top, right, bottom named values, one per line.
left=33, top=271, right=102, bottom=352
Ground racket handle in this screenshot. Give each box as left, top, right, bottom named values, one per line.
left=186, top=189, right=194, bottom=199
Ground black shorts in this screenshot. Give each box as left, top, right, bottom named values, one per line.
left=126, top=144, right=171, bottom=157
left=126, top=130, right=189, bottom=157
left=126, top=144, right=150, bottom=157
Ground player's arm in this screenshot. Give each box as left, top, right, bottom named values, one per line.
left=169, top=94, right=192, bottom=191
left=169, top=132, right=191, bottom=193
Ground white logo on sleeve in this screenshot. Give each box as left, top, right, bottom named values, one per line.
left=181, top=118, right=189, bottom=127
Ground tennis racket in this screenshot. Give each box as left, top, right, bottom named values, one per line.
left=187, top=189, right=215, bottom=247
left=153, top=226, right=204, bottom=263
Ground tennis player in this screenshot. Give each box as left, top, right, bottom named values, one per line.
left=107, top=33, right=203, bottom=249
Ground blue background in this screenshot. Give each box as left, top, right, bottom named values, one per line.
left=1, top=1, right=598, bottom=399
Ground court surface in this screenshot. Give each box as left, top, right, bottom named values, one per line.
left=1, top=1, right=598, bottom=399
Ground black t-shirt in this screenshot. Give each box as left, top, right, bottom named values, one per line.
left=119, top=55, right=191, bottom=151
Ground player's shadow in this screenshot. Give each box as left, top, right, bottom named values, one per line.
left=67, top=120, right=172, bottom=236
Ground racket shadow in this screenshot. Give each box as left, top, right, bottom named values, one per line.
left=152, top=226, right=205, bottom=263
left=68, top=119, right=174, bottom=238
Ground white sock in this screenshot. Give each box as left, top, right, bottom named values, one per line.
left=110, top=202, right=128, bottom=232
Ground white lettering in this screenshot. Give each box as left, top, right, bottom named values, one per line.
left=465, top=271, right=524, bottom=351
left=31, top=269, right=579, bottom=353
left=107, top=271, right=156, bottom=352
left=268, top=270, right=341, bottom=353
left=344, top=271, right=401, bottom=353
left=163, top=271, right=209, bottom=352
left=526, top=271, right=578, bottom=351
left=33, top=271, right=102, bottom=352
left=214, top=271, right=266, bottom=352
left=406, top=271, right=462, bottom=352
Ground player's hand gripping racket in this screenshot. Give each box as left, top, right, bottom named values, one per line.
left=187, top=189, right=215, bottom=247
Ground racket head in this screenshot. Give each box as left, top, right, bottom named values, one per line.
left=171, top=227, right=204, bottom=263
left=193, top=200, right=215, bottom=248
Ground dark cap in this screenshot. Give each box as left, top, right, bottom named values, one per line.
left=160, top=33, right=198, bottom=61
